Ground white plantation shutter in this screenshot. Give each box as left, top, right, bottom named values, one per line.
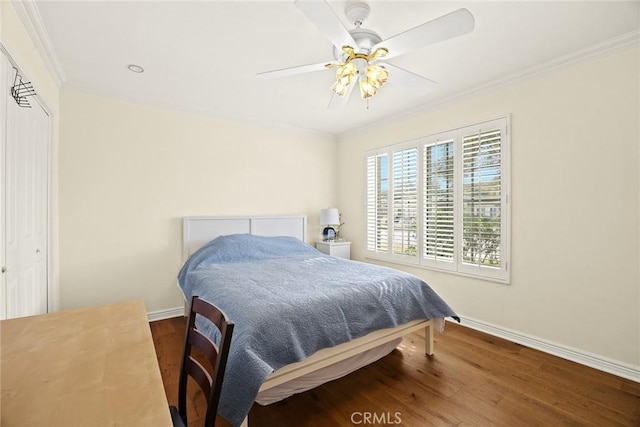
left=392, top=147, right=418, bottom=257
left=366, top=153, right=389, bottom=252
left=459, top=119, right=508, bottom=280
left=423, top=133, right=455, bottom=269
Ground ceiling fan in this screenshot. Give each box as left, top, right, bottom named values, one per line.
left=257, top=0, right=475, bottom=107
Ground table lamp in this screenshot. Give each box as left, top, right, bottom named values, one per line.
left=320, top=208, right=340, bottom=241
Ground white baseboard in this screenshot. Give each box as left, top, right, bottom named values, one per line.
left=147, top=306, right=184, bottom=322
left=452, top=316, right=640, bottom=383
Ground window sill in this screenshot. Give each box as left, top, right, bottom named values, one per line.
left=364, top=253, right=510, bottom=285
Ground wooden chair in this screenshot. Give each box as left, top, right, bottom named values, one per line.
left=169, top=296, right=234, bottom=427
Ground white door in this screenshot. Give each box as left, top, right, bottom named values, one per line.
left=0, top=51, right=7, bottom=319
left=1, top=51, right=50, bottom=319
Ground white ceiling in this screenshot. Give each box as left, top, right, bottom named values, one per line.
left=32, top=0, right=639, bottom=137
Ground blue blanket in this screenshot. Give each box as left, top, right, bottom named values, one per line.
left=178, top=234, right=458, bottom=426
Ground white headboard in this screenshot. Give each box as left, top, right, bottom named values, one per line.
left=182, top=215, right=307, bottom=260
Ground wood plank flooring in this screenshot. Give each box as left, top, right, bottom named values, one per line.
left=150, top=317, right=640, bottom=426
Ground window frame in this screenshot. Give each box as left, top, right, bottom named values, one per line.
left=365, top=116, right=511, bottom=284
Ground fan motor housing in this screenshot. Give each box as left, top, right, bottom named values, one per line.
left=333, top=28, right=383, bottom=61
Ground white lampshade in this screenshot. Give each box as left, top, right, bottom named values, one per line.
left=320, top=208, right=340, bottom=226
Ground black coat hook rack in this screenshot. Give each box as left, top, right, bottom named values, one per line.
left=10, top=67, right=36, bottom=108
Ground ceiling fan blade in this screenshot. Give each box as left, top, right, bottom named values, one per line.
left=295, top=0, right=357, bottom=50
left=374, top=8, right=475, bottom=60
left=382, top=63, right=438, bottom=96
left=257, top=62, right=329, bottom=79
left=327, top=80, right=356, bottom=109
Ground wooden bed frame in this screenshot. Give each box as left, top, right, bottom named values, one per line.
left=181, top=215, right=435, bottom=427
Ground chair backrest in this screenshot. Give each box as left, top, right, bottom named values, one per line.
left=176, top=296, right=234, bottom=427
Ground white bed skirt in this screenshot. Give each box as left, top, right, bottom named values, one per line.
left=255, top=338, right=402, bottom=405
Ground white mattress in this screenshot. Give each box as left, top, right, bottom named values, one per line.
left=255, top=338, right=402, bottom=405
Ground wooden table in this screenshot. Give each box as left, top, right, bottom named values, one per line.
left=1, top=300, right=173, bottom=427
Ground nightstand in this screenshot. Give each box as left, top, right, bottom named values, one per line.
left=316, top=241, right=351, bottom=260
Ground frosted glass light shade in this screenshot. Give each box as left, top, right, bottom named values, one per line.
left=320, top=208, right=340, bottom=226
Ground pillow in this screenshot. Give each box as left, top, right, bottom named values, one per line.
left=178, top=234, right=320, bottom=283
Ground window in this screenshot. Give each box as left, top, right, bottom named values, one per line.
left=365, top=117, right=510, bottom=283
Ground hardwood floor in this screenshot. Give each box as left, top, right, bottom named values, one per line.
left=150, top=317, right=640, bottom=426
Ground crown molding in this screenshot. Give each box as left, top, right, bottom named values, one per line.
left=11, top=0, right=66, bottom=87
left=62, top=80, right=338, bottom=142
left=339, top=29, right=640, bottom=140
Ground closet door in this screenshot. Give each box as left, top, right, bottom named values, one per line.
left=1, top=52, right=50, bottom=319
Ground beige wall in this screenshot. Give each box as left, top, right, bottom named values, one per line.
left=58, top=90, right=337, bottom=312
left=1, top=1, right=61, bottom=310
left=337, top=47, right=640, bottom=367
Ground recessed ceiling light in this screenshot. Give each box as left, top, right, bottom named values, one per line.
left=127, top=64, right=144, bottom=73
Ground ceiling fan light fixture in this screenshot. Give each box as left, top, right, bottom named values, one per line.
left=365, top=64, right=388, bottom=87
left=337, top=62, right=357, bottom=80
left=331, top=81, right=349, bottom=97
left=331, top=62, right=357, bottom=96
left=359, top=78, right=377, bottom=99
left=357, top=64, right=389, bottom=99
left=330, top=46, right=391, bottom=99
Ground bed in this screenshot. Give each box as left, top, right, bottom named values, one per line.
left=178, top=215, right=459, bottom=427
